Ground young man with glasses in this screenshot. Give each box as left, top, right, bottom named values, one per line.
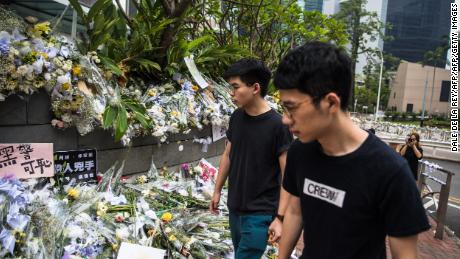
left=275, top=42, right=429, bottom=258
left=209, top=58, right=293, bottom=258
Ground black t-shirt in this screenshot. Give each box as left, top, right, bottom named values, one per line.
left=402, top=145, right=423, bottom=180
left=226, top=108, right=292, bottom=215
left=283, top=134, right=430, bottom=259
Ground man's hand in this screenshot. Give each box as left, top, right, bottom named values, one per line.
left=268, top=218, right=282, bottom=243
left=209, top=191, right=221, bottom=214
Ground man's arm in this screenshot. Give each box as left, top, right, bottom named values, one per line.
left=269, top=152, right=290, bottom=241
left=278, top=196, right=303, bottom=259
left=209, top=140, right=232, bottom=213
left=389, top=235, right=418, bottom=259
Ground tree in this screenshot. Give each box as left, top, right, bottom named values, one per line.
left=362, top=52, right=400, bottom=111
left=422, top=36, right=450, bottom=116
left=334, top=0, right=390, bottom=109
left=69, top=0, right=348, bottom=82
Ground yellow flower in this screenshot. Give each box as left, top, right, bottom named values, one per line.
left=111, top=243, right=119, bottom=250
left=168, top=235, right=177, bottom=241
left=72, top=66, right=81, bottom=76
left=192, top=85, right=199, bottom=91
left=171, top=110, right=180, bottom=118
left=40, top=52, right=49, bottom=60
left=161, top=212, right=173, bottom=222
left=62, top=83, right=71, bottom=91
left=34, top=22, right=51, bottom=36
left=148, top=88, right=158, bottom=97
left=67, top=188, right=79, bottom=199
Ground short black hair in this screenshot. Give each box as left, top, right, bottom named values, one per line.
left=223, top=58, right=271, bottom=97
left=274, top=41, right=352, bottom=110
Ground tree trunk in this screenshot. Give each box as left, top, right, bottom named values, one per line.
left=158, top=0, right=193, bottom=66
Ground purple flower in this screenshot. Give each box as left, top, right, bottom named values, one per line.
left=0, top=229, right=15, bottom=255
left=47, top=47, right=58, bottom=59
left=12, top=29, right=26, bottom=42
left=61, top=251, right=72, bottom=259
left=0, top=31, right=11, bottom=55
left=59, top=46, right=70, bottom=58
left=32, top=38, right=45, bottom=52
left=181, top=163, right=190, bottom=171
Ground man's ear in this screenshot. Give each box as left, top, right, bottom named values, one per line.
left=252, top=83, right=261, bottom=95
left=324, top=92, right=341, bottom=112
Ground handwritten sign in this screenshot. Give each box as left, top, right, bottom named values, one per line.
left=0, top=143, right=54, bottom=179
left=54, top=149, right=97, bottom=184
left=212, top=124, right=227, bottom=142
left=184, top=55, right=209, bottom=89
left=117, top=242, right=166, bottom=259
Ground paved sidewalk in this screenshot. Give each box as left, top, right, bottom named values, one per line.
left=387, top=217, right=460, bottom=259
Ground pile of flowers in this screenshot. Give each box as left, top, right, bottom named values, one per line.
left=0, top=158, right=286, bottom=259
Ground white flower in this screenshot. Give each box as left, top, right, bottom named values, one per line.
left=57, top=74, right=70, bottom=85
left=115, top=227, right=130, bottom=240
left=65, top=225, right=85, bottom=239
left=33, top=59, right=44, bottom=74
left=61, top=114, right=72, bottom=123
left=62, top=63, right=72, bottom=72
left=44, top=73, right=51, bottom=81
left=56, top=69, right=65, bottom=75
left=17, top=65, right=28, bottom=76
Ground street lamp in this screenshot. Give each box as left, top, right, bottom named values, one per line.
left=374, top=49, right=384, bottom=121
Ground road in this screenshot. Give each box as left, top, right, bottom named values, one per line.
left=422, top=158, right=460, bottom=238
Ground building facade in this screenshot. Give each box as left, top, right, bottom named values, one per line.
left=387, top=61, right=451, bottom=116
left=383, top=0, right=453, bottom=68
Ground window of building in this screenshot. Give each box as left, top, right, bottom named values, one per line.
left=439, top=80, right=450, bottom=102
left=406, top=103, right=413, bottom=113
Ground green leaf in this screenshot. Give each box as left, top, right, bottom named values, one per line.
left=69, top=0, right=86, bottom=24
left=133, top=58, right=162, bottom=72
left=103, top=106, right=118, bottom=129
left=88, top=0, right=110, bottom=21
left=115, top=107, right=128, bottom=141
left=132, top=111, right=150, bottom=128
left=100, top=56, right=122, bottom=75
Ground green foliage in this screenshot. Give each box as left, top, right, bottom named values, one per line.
left=334, top=0, right=391, bottom=107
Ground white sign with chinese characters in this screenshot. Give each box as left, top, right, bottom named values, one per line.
left=0, top=143, right=54, bottom=179
left=54, top=149, right=97, bottom=183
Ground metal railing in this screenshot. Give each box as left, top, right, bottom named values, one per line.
left=417, top=161, right=455, bottom=240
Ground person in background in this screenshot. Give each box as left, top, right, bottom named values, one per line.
left=399, top=132, right=423, bottom=180
left=209, top=58, right=293, bottom=258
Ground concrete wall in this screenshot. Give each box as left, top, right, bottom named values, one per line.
left=0, top=90, right=225, bottom=175
left=387, top=61, right=451, bottom=115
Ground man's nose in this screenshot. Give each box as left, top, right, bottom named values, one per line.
left=281, top=113, right=292, bottom=126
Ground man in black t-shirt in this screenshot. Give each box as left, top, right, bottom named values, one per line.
left=209, top=59, right=293, bottom=258
left=274, top=42, right=430, bottom=258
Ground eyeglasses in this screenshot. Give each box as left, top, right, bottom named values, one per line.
left=281, top=98, right=313, bottom=118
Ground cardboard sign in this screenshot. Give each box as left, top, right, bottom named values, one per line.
left=184, top=55, right=209, bottom=89
left=54, top=149, right=97, bottom=184
left=212, top=124, right=227, bottom=142
left=116, top=242, right=166, bottom=259
left=0, top=143, right=54, bottom=179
